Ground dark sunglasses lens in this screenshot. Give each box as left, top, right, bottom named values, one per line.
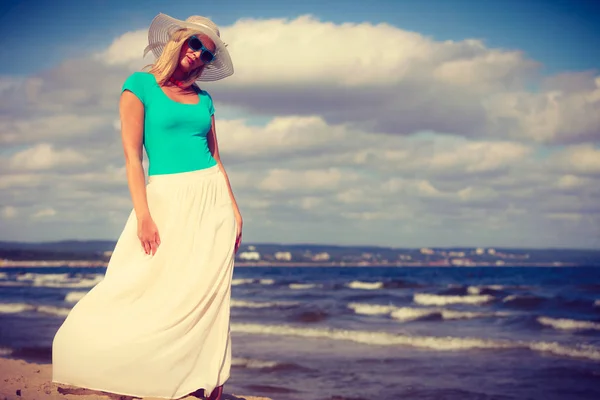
left=188, top=37, right=202, bottom=51
left=200, top=51, right=214, bottom=63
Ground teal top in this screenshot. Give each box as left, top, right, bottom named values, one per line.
left=121, top=72, right=217, bottom=176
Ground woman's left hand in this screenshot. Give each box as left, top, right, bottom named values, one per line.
left=234, top=214, right=243, bottom=254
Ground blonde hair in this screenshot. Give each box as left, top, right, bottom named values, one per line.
left=144, top=29, right=205, bottom=87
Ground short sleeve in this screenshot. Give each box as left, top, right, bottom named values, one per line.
left=204, top=90, right=215, bottom=116
left=121, top=72, right=146, bottom=105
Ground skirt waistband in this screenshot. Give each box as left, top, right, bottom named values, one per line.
left=147, top=165, right=220, bottom=185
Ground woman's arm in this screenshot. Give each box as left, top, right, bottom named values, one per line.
left=119, top=90, right=160, bottom=255
left=207, top=115, right=243, bottom=251
left=208, top=115, right=241, bottom=218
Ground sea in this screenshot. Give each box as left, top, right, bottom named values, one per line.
left=1, top=266, right=599, bottom=400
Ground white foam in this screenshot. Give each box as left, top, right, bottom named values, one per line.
left=231, top=322, right=510, bottom=350
left=594, top=299, right=600, bottom=307
left=232, top=357, right=279, bottom=369
left=11, top=272, right=104, bottom=288
left=348, top=302, right=509, bottom=322
left=346, top=281, right=384, bottom=290
left=0, top=281, right=30, bottom=287
left=0, top=272, right=8, bottom=279
left=289, top=283, right=320, bottom=289
left=390, top=307, right=509, bottom=322
left=259, top=279, right=275, bottom=285
left=537, top=316, right=600, bottom=331
left=37, top=276, right=103, bottom=288
left=348, top=303, right=397, bottom=315
left=230, top=323, right=600, bottom=361
left=391, top=307, right=438, bottom=322
left=37, top=305, right=71, bottom=317
left=231, top=300, right=298, bottom=309
left=0, top=303, right=35, bottom=314
left=0, top=302, right=71, bottom=317
left=65, top=291, right=88, bottom=303
left=414, top=293, right=494, bottom=306
left=231, top=278, right=255, bottom=286
left=529, top=341, right=600, bottom=361
left=0, top=347, right=12, bottom=356
left=467, top=285, right=504, bottom=295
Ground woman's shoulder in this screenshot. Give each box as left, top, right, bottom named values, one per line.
left=123, top=71, right=155, bottom=86
left=194, top=86, right=213, bottom=100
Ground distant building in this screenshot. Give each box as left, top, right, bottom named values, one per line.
left=238, top=251, right=260, bottom=261
left=312, top=252, right=330, bottom=261
left=274, top=252, right=292, bottom=261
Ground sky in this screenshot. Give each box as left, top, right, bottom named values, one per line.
left=0, top=0, right=599, bottom=248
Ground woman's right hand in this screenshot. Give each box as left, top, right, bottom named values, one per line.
left=137, top=215, right=161, bottom=255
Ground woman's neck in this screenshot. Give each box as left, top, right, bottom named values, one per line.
left=169, top=68, right=192, bottom=89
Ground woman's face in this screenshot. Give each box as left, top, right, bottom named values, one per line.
left=178, top=33, right=216, bottom=73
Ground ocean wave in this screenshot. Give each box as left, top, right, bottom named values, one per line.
left=391, top=307, right=510, bottom=322
left=37, top=305, right=71, bottom=317
left=230, top=323, right=600, bottom=361
left=231, top=278, right=276, bottom=286
left=414, top=293, right=494, bottom=306
left=289, top=283, right=321, bottom=289
left=348, top=302, right=509, bottom=322
left=4, top=272, right=104, bottom=289
left=537, top=316, right=600, bottom=331
left=231, top=278, right=255, bottom=286
left=502, top=294, right=547, bottom=308
left=231, top=300, right=299, bottom=309
left=0, top=302, right=71, bottom=317
left=65, top=291, right=88, bottom=303
left=467, top=285, right=505, bottom=295
left=232, top=357, right=280, bottom=369
left=346, top=281, right=384, bottom=290
left=348, top=303, right=397, bottom=315
left=0, top=346, right=12, bottom=356
left=0, top=303, right=35, bottom=314
left=232, top=357, right=309, bottom=372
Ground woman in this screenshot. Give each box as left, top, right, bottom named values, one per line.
left=52, top=13, right=241, bottom=400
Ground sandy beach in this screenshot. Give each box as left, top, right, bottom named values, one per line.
left=0, top=358, right=271, bottom=400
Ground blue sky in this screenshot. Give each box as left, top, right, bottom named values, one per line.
left=0, top=0, right=599, bottom=248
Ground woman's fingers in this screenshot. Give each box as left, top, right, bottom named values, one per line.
left=143, top=240, right=151, bottom=255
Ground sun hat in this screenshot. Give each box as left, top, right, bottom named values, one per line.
left=143, top=13, right=234, bottom=82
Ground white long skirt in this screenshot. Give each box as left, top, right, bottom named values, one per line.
left=52, top=165, right=237, bottom=399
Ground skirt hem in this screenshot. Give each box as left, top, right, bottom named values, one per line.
left=51, top=375, right=230, bottom=400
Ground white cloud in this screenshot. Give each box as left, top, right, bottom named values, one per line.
left=1, top=15, right=599, bottom=247
left=551, top=144, right=600, bottom=174
left=258, top=168, right=353, bottom=192
left=0, top=114, right=110, bottom=144
left=31, top=208, right=57, bottom=219
left=1, top=206, right=18, bottom=219
left=9, top=143, right=88, bottom=171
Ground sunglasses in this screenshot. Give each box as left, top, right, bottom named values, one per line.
left=187, top=36, right=216, bottom=64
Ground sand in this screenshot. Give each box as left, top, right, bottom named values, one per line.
left=0, top=358, right=271, bottom=400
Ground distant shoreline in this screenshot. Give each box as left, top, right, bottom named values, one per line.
left=0, top=260, right=583, bottom=268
